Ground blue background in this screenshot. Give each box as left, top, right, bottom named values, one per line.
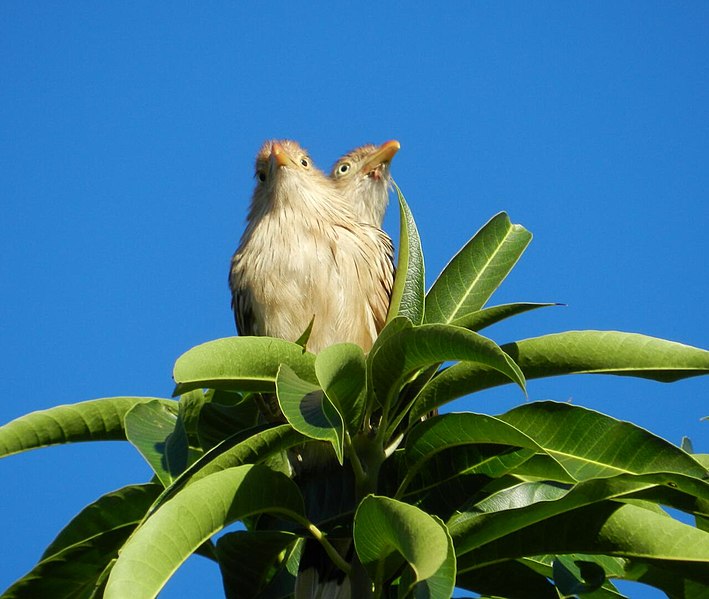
left=1, top=3, right=707, bottom=597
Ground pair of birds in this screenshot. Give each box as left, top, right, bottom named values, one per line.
left=229, top=140, right=400, bottom=353
left=228, top=140, right=400, bottom=599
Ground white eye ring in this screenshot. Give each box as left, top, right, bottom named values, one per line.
left=300, top=158, right=309, bottom=168
left=338, top=163, right=350, bottom=174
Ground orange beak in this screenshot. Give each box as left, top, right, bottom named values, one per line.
left=361, top=139, right=400, bottom=174
left=271, top=142, right=291, bottom=167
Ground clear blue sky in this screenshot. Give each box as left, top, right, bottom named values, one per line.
left=1, top=3, right=707, bottom=597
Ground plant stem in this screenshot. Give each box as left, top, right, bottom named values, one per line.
left=303, top=521, right=352, bottom=576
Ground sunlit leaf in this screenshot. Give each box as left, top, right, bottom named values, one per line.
left=276, top=364, right=344, bottom=463
left=425, top=212, right=531, bottom=324
left=315, top=343, right=367, bottom=435
left=354, top=495, right=451, bottom=595
left=104, top=465, right=306, bottom=599
left=411, top=331, right=709, bottom=419
left=173, top=337, right=317, bottom=395
left=450, top=302, right=561, bottom=332
left=0, top=397, right=175, bottom=458
left=386, top=182, right=424, bottom=325
left=4, top=484, right=161, bottom=599
left=370, top=321, right=525, bottom=411
left=499, top=401, right=708, bottom=484
left=124, top=401, right=186, bottom=487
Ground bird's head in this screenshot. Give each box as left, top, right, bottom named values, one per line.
left=254, top=139, right=315, bottom=184
left=249, top=140, right=336, bottom=216
left=331, top=140, right=400, bottom=226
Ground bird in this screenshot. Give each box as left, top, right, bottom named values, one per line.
left=330, top=140, right=400, bottom=227
left=229, top=140, right=395, bottom=354
left=229, top=140, right=396, bottom=599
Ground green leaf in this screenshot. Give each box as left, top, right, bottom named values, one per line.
left=176, top=389, right=207, bottom=444
left=197, top=398, right=259, bottom=451
left=524, top=555, right=628, bottom=599
left=124, top=401, right=186, bottom=487
left=172, top=336, right=317, bottom=395
left=450, top=302, right=561, bottom=332
left=552, top=557, right=607, bottom=597
left=449, top=476, right=709, bottom=558
left=216, top=531, right=298, bottom=599
left=455, top=560, right=559, bottom=599
left=403, top=515, right=456, bottom=599
left=399, top=412, right=554, bottom=497
left=276, top=364, right=344, bottom=464
left=4, top=528, right=127, bottom=599
left=386, top=182, right=424, bottom=325
left=149, top=424, right=305, bottom=515
left=314, top=343, right=367, bottom=435
left=455, top=501, right=709, bottom=586
left=42, top=483, right=162, bottom=560
left=370, top=321, right=525, bottom=412
left=354, top=495, right=452, bottom=594
left=0, top=397, right=176, bottom=458
left=499, top=402, right=709, bottom=484
left=424, top=212, right=532, bottom=324
left=405, top=412, right=545, bottom=468
left=411, top=331, right=709, bottom=419
left=104, top=465, right=306, bottom=599
left=295, top=316, right=315, bottom=350
left=4, top=484, right=162, bottom=599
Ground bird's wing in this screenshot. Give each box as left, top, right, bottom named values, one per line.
left=229, top=257, right=256, bottom=337
left=369, top=228, right=396, bottom=332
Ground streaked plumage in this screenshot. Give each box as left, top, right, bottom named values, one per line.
left=330, top=140, right=400, bottom=227
left=229, top=139, right=394, bottom=354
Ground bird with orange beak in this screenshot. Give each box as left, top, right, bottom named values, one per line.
left=330, top=140, right=400, bottom=226
left=229, top=140, right=394, bottom=354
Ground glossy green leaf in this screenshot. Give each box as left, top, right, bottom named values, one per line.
left=523, top=554, right=627, bottom=599
left=450, top=302, right=560, bottom=332
left=386, top=182, right=424, bottom=325
left=406, top=412, right=544, bottom=467
left=276, top=364, right=344, bottom=463
left=410, top=330, right=709, bottom=419
left=455, top=501, right=709, bottom=585
left=402, top=515, right=456, bottom=599
left=354, top=495, right=451, bottom=593
left=216, top=530, right=298, bottom=599
left=449, top=476, right=708, bottom=557
left=175, top=389, right=206, bottom=444
left=4, top=528, right=127, bottom=599
left=370, top=321, right=525, bottom=411
left=149, top=424, right=305, bottom=515
left=172, top=336, right=317, bottom=395
left=4, top=484, right=162, bottom=599
left=104, top=465, right=306, bottom=599
left=0, top=397, right=176, bottom=458
left=399, top=412, right=553, bottom=497
left=552, top=556, right=607, bottom=597
left=43, top=483, right=162, bottom=560
left=424, top=212, right=531, bottom=324
left=196, top=398, right=259, bottom=451
left=124, top=401, right=186, bottom=487
left=499, top=402, right=709, bottom=483
left=314, top=343, right=367, bottom=435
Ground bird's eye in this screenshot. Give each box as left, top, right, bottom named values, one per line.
left=257, top=170, right=266, bottom=183
left=338, top=163, right=350, bottom=174
left=300, top=158, right=309, bottom=168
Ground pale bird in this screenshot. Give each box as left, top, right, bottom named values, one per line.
left=229, top=140, right=395, bottom=354
left=229, top=140, right=395, bottom=599
left=330, top=140, right=400, bottom=227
